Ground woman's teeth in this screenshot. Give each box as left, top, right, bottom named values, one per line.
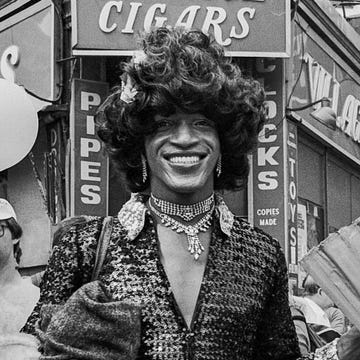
left=169, top=156, right=200, bottom=164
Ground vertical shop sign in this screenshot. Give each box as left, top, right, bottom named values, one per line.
left=252, top=59, right=285, bottom=247
left=287, top=121, right=298, bottom=282
left=70, top=79, right=109, bottom=216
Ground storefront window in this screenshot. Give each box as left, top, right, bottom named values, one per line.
left=297, top=197, right=325, bottom=287
left=327, top=156, right=360, bottom=232
left=298, top=198, right=324, bottom=252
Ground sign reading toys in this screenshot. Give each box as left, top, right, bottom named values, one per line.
left=71, top=0, right=290, bottom=57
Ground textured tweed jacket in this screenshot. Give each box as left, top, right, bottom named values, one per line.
left=23, top=194, right=334, bottom=360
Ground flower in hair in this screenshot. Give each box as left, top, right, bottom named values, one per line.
left=133, top=50, right=146, bottom=65
left=120, top=74, right=138, bottom=104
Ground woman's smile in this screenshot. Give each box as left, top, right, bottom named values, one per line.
left=164, top=152, right=207, bottom=167
left=168, top=155, right=200, bottom=165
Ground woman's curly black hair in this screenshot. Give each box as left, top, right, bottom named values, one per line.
left=97, top=27, right=266, bottom=193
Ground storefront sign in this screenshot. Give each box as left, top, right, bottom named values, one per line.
left=0, top=0, right=60, bottom=111
left=71, top=0, right=290, bottom=57
left=70, top=79, right=109, bottom=216
left=290, top=21, right=360, bottom=162
left=252, top=59, right=286, bottom=248
left=287, top=121, right=298, bottom=279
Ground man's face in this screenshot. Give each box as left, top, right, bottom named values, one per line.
left=317, top=288, right=334, bottom=309
left=145, top=111, right=220, bottom=201
left=0, top=221, right=14, bottom=266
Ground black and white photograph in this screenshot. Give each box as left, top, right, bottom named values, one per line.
left=1, top=1, right=360, bottom=359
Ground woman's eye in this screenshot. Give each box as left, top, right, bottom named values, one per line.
left=193, top=119, right=214, bottom=128
left=155, top=120, right=172, bottom=130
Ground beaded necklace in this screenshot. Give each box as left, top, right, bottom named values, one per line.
left=150, top=193, right=214, bottom=221
left=148, top=199, right=214, bottom=260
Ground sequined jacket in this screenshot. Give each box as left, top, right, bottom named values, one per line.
left=23, top=194, right=337, bottom=360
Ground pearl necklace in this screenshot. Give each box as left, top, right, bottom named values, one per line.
left=149, top=199, right=214, bottom=260
left=150, top=193, right=214, bottom=222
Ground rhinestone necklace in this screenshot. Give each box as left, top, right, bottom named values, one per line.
left=149, top=199, right=214, bottom=260
left=150, top=193, right=214, bottom=222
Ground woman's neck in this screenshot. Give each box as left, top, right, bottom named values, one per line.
left=150, top=190, right=215, bottom=205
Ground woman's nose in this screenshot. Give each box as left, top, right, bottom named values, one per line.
left=170, top=121, right=198, bottom=146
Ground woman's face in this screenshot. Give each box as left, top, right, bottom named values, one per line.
left=144, top=111, right=220, bottom=202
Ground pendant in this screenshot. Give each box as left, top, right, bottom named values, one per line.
left=185, top=227, right=204, bottom=260
left=149, top=200, right=212, bottom=261
left=182, top=211, right=194, bottom=222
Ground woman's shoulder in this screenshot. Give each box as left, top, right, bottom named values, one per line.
left=57, top=215, right=135, bottom=248
left=232, top=216, right=282, bottom=251
left=53, top=215, right=103, bottom=243
left=72, top=216, right=104, bottom=233
left=52, top=216, right=117, bottom=256
left=71, top=216, right=131, bottom=245
left=227, top=217, right=287, bottom=281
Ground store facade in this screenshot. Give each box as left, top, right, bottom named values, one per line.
left=69, top=0, right=290, bottom=224
left=3, top=0, right=360, bottom=285
left=286, top=0, right=360, bottom=289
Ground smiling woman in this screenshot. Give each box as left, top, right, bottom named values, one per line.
left=145, top=113, right=220, bottom=202
left=22, top=27, right=349, bottom=360
left=96, top=27, right=265, bottom=194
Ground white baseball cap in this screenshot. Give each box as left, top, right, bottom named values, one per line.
left=0, top=198, right=17, bottom=220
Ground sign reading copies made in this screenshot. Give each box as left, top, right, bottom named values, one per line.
left=71, top=0, right=290, bottom=57
left=70, top=79, right=109, bottom=216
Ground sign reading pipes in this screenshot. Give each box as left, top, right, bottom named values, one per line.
left=70, top=79, right=109, bottom=216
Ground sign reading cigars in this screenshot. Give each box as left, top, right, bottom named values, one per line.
left=71, top=0, right=290, bottom=57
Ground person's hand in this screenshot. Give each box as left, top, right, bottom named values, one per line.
left=336, top=326, right=360, bottom=360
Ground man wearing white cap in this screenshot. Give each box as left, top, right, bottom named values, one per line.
left=0, top=198, right=40, bottom=334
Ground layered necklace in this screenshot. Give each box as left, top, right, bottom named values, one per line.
left=151, top=193, right=214, bottom=221
left=149, top=193, right=215, bottom=260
